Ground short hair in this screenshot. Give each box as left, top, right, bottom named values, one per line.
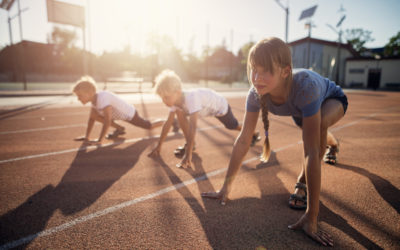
left=154, top=69, right=182, bottom=96
left=72, top=76, right=97, bottom=94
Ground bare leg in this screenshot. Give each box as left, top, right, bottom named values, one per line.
left=90, top=109, right=124, bottom=131
left=175, top=110, right=190, bottom=141
left=289, top=99, right=344, bottom=246
left=148, top=119, right=165, bottom=129
left=326, top=131, right=338, bottom=148
left=235, top=124, right=260, bottom=146
left=290, top=99, right=344, bottom=207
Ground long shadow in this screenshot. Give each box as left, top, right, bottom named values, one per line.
left=318, top=203, right=383, bottom=249
left=190, top=116, right=383, bottom=247
left=252, top=161, right=383, bottom=248
left=153, top=149, right=383, bottom=248
left=139, top=93, right=153, bottom=138
left=152, top=153, right=290, bottom=249
left=0, top=95, right=70, bottom=121
left=334, top=163, right=400, bottom=214
left=0, top=138, right=155, bottom=249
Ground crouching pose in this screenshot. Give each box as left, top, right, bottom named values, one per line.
left=73, top=76, right=164, bottom=145
left=202, top=37, right=348, bottom=246
left=148, top=69, right=260, bottom=168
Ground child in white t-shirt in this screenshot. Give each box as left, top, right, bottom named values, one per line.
left=73, top=76, right=164, bottom=145
left=148, top=69, right=260, bottom=168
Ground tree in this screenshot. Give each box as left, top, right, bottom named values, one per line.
left=48, top=26, right=82, bottom=74
left=344, top=28, right=374, bottom=53
left=384, top=31, right=400, bottom=57
left=237, top=41, right=255, bottom=82
left=182, top=53, right=202, bottom=81
left=49, top=26, right=77, bottom=49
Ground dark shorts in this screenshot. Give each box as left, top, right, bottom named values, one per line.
left=128, top=111, right=151, bottom=129
left=292, top=94, right=348, bottom=128
left=216, top=105, right=239, bottom=130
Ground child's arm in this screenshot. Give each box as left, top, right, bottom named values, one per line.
left=201, top=110, right=259, bottom=202
left=85, top=108, right=96, bottom=139
left=90, top=106, right=112, bottom=144
left=74, top=108, right=95, bottom=141
left=288, top=110, right=333, bottom=246
left=177, top=111, right=198, bottom=168
left=148, top=111, right=175, bottom=157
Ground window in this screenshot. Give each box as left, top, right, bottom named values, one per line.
left=349, top=68, right=364, bottom=74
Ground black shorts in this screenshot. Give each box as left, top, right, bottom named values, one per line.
left=128, top=111, right=151, bottom=129
left=216, top=105, right=239, bottom=130
left=292, top=94, right=348, bottom=128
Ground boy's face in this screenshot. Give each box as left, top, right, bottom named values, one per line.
left=75, top=90, right=94, bottom=105
left=160, top=91, right=181, bottom=107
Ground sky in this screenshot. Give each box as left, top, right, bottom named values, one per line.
left=0, top=0, right=399, bottom=56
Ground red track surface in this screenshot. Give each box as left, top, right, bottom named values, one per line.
left=0, top=90, right=399, bottom=249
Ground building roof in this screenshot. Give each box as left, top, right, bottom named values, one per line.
left=288, top=37, right=358, bottom=57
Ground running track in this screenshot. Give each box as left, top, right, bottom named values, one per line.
left=0, top=90, right=399, bottom=249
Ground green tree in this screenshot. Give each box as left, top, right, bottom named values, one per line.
left=344, top=28, right=374, bottom=53
left=384, top=31, right=400, bottom=57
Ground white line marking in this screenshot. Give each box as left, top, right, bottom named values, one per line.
left=0, top=112, right=384, bottom=249
left=0, top=125, right=225, bottom=164
left=5, top=111, right=87, bottom=120
left=0, top=124, right=87, bottom=135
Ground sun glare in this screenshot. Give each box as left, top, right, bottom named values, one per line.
left=90, top=0, right=189, bottom=54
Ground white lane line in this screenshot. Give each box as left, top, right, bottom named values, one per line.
left=6, top=111, right=87, bottom=120
left=0, top=124, right=86, bottom=135
left=0, top=116, right=163, bottom=135
left=0, top=125, right=225, bottom=165
left=330, top=113, right=377, bottom=132
left=0, top=112, right=383, bottom=249
left=0, top=167, right=229, bottom=250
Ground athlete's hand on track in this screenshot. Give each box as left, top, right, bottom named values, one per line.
left=201, top=187, right=229, bottom=206
left=176, top=154, right=192, bottom=168
left=288, top=212, right=334, bottom=247
left=148, top=145, right=161, bottom=157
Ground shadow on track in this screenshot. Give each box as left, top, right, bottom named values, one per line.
left=152, top=150, right=383, bottom=248
left=334, top=163, right=400, bottom=214
left=0, top=138, right=156, bottom=249
left=0, top=95, right=70, bottom=121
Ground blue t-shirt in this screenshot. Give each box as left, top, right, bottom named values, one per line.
left=246, top=69, right=345, bottom=118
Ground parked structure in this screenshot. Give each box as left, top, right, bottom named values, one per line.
left=345, top=57, right=400, bottom=90
left=288, top=37, right=357, bottom=86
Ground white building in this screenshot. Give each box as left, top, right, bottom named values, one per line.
left=345, top=58, right=400, bottom=89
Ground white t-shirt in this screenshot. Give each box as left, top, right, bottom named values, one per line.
left=93, top=91, right=136, bottom=121
left=170, top=88, right=229, bottom=117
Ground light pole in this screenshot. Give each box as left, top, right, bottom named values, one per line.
left=299, top=5, right=317, bottom=69
left=275, top=0, right=289, bottom=43
left=326, top=13, right=346, bottom=85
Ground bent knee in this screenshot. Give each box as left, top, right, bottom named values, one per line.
left=225, top=122, right=239, bottom=130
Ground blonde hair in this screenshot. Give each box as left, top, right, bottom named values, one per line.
left=154, top=69, right=182, bottom=97
left=247, top=37, right=293, bottom=162
left=72, top=76, right=97, bottom=95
